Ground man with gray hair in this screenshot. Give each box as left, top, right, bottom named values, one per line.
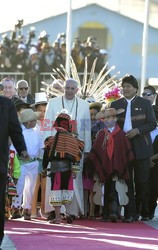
left=2, top=77, right=17, bottom=100
left=16, top=80, right=34, bottom=104
left=43, top=78, right=91, bottom=222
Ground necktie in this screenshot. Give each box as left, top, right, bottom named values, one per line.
left=123, top=100, right=132, bottom=132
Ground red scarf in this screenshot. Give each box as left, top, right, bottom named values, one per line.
left=87, top=126, right=134, bottom=182
left=103, top=125, right=120, bottom=160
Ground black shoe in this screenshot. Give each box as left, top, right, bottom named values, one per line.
left=100, top=216, right=110, bottom=222
left=141, top=216, right=149, bottom=221
left=123, top=216, right=135, bottom=223
left=66, top=215, right=73, bottom=224
left=47, top=211, right=55, bottom=221
left=11, top=209, right=22, bottom=219
left=134, top=214, right=140, bottom=221
left=23, top=209, right=31, bottom=220
left=149, top=214, right=154, bottom=220
left=109, top=213, right=118, bottom=223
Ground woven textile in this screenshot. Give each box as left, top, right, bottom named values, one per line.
left=45, top=131, right=84, bottom=162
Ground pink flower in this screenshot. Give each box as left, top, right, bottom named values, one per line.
left=104, top=87, right=121, bottom=102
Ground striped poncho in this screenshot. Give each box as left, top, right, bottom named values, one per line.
left=44, top=130, right=84, bottom=163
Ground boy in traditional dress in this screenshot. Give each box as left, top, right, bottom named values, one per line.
left=87, top=108, right=134, bottom=222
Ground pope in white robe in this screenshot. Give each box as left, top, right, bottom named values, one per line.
left=43, top=78, right=91, bottom=216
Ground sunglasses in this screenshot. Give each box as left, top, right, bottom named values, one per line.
left=142, top=93, right=153, bottom=97
left=19, top=87, right=28, bottom=90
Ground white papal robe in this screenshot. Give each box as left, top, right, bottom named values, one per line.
left=43, top=95, right=91, bottom=216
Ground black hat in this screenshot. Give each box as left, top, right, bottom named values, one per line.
left=13, top=98, right=30, bottom=111
left=144, top=85, right=156, bottom=95
left=122, top=75, right=139, bottom=89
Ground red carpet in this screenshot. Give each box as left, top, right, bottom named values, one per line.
left=5, top=219, right=158, bottom=250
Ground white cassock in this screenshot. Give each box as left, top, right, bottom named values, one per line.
left=43, top=95, right=91, bottom=216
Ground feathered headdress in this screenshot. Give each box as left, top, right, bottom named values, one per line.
left=41, top=57, right=121, bottom=103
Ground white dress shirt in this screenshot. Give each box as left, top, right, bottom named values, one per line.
left=123, top=97, right=135, bottom=133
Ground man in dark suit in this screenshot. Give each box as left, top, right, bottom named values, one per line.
left=16, top=80, right=35, bottom=104
left=142, top=85, right=158, bottom=121
left=111, top=75, right=156, bottom=222
left=0, top=96, right=29, bottom=247
left=142, top=85, right=158, bottom=219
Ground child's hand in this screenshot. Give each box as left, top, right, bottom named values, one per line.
left=72, top=172, right=77, bottom=179
left=20, top=151, right=30, bottom=161
left=13, top=178, right=18, bottom=185
left=126, top=128, right=139, bottom=139
left=41, top=169, right=47, bottom=178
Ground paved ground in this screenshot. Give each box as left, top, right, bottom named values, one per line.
left=1, top=235, right=16, bottom=250
left=145, top=205, right=158, bottom=230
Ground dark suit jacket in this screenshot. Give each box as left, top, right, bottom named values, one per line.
left=27, top=94, right=35, bottom=105
left=17, top=94, right=35, bottom=105
left=0, top=96, right=26, bottom=174
left=111, top=96, right=156, bottom=160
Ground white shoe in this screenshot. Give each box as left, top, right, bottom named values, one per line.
left=31, top=214, right=37, bottom=219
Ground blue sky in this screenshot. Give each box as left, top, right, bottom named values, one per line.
left=0, top=0, right=107, bottom=33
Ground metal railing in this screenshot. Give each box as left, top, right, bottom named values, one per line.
left=0, top=72, right=57, bottom=94
left=0, top=72, right=25, bottom=82
left=0, top=72, right=88, bottom=95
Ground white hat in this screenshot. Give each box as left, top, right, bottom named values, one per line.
left=39, top=30, right=48, bottom=38
left=29, top=47, right=38, bottom=56
left=19, top=109, right=39, bottom=123
left=18, top=43, right=26, bottom=50
left=31, top=92, right=47, bottom=107
left=99, top=49, right=108, bottom=55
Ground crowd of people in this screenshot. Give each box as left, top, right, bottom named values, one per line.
left=0, top=22, right=108, bottom=80
left=0, top=68, right=158, bottom=247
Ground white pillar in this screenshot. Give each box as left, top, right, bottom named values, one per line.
left=140, top=0, right=150, bottom=95
left=66, top=0, right=72, bottom=76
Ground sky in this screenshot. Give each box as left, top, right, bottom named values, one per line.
left=0, top=0, right=108, bottom=33
left=1, top=0, right=155, bottom=34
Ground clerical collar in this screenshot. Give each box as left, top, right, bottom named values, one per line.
left=64, top=96, right=75, bottom=103
left=62, top=96, right=78, bottom=120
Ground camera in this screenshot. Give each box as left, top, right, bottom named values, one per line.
left=15, top=20, right=24, bottom=30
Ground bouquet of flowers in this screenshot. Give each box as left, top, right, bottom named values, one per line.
left=105, top=87, right=122, bottom=103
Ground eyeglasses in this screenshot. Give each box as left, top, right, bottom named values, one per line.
left=19, top=87, right=28, bottom=90
left=142, top=93, right=153, bottom=97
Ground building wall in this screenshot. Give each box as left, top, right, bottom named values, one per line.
left=2, top=4, right=158, bottom=79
